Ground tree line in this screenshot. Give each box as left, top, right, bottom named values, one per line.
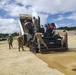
left=57, top=26, right=76, bottom=30
left=0, top=32, right=19, bottom=38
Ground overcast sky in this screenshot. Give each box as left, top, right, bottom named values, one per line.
left=0, top=0, right=76, bottom=33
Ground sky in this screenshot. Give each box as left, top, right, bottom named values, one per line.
left=0, top=0, right=76, bottom=33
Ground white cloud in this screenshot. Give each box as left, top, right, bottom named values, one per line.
left=38, top=14, right=49, bottom=25
left=15, top=0, right=36, bottom=6
left=56, top=23, right=72, bottom=28
left=67, top=12, right=76, bottom=21
left=52, top=15, right=65, bottom=21
left=1, top=0, right=76, bottom=16
left=60, top=0, right=76, bottom=12
left=3, top=4, right=32, bottom=17
left=18, top=0, right=76, bottom=14
left=0, top=18, right=20, bottom=33
left=54, top=12, right=76, bottom=21
left=57, top=15, right=65, bottom=20
left=0, top=0, right=76, bottom=33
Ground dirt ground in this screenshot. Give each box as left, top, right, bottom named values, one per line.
left=36, top=30, right=76, bottom=75
left=36, top=49, right=76, bottom=75
left=0, top=30, right=76, bottom=75
left=0, top=40, right=64, bottom=75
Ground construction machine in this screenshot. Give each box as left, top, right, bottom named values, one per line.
left=19, top=14, right=68, bottom=53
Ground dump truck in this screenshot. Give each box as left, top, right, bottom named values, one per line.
left=19, top=14, right=33, bottom=44
left=19, top=14, right=40, bottom=45
left=19, top=14, right=68, bottom=53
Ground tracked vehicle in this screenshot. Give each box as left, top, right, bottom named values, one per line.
left=19, top=14, right=68, bottom=53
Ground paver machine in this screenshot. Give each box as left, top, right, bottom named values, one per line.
left=19, top=14, right=68, bottom=53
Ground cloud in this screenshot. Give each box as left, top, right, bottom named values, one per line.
left=0, top=18, right=20, bottom=33
left=0, top=0, right=76, bottom=33
left=2, top=4, right=32, bottom=17
left=38, top=13, right=49, bottom=25
left=56, top=23, right=72, bottom=28
left=52, top=12, right=76, bottom=22
left=22, top=0, right=76, bottom=14
left=57, top=15, right=65, bottom=20
left=67, top=12, right=76, bottom=21
left=1, top=0, right=76, bottom=16
left=52, top=15, right=65, bottom=21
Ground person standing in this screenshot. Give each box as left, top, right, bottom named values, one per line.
left=32, top=31, right=48, bottom=52
left=7, top=35, right=13, bottom=49
left=33, top=17, right=39, bottom=31
left=17, top=36, right=25, bottom=51
left=62, top=30, right=68, bottom=47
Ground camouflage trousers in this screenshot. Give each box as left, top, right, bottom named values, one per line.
left=62, top=37, right=68, bottom=47
left=9, top=42, right=13, bottom=49
left=37, top=39, right=48, bottom=51
left=18, top=42, right=24, bottom=51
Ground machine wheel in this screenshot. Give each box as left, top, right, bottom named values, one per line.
left=29, top=46, right=37, bottom=53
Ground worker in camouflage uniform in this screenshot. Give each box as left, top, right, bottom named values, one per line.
left=17, top=36, right=25, bottom=51
left=33, top=17, right=39, bottom=31
left=62, top=30, right=68, bottom=47
left=32, top=31, right=48, bottom=52
left=7, top=35, right=13, bottom=49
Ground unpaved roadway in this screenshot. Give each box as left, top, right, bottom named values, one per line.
left=36, top=31, right=76, bottom=75
left=0, top=31, right=76, bottom=75
left=0, top=40, right=64, bottom=75
left=36, top=49, right=76, bottom=75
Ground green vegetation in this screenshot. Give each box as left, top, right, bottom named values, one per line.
left=0, top=33, right=8, bottom=38
left=0, top=32, right=19, bottom=38
left=57, top=26, right=76, bottom=31
left=12, top=32, right=19, bottom=37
